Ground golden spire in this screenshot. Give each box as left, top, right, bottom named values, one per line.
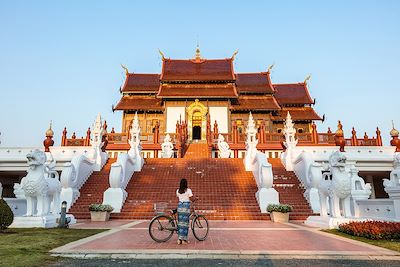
left=46, top=121, right=54, bottom=137
left=231, top=49, right=239, bottom=60
left=391, top=120, right=399, bottom=137
left=120, top=64, right=129, bottom=75
left=304, top=74, right=311, bottom=85
left=195, top=45, right=201, bottom=60
left=158, top=49, right=165, bottom=60
left=267, top=64, right=275, bottom=73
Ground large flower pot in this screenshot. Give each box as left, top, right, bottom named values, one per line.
left=270, top=212, right=289, bottom=223
left=90, top=211, right=110, bottom=222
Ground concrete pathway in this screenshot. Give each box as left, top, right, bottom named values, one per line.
left=51, top=220, right=400, bottom=260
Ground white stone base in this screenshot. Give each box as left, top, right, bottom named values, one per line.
left=10, top=214, right=76, bottom=228
left=304, top=215, right=365, bottom=229
left=256, top=188, right=280, bottom=213
left=103, top=188, right=127, bottom=213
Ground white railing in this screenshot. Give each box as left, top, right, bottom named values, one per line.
left=249, top=152, right=279, bottom=213
left=103, top=153, right=136, bottom=212
left=292, top=151, right=323, bottom=213
left=356, top=199, right=397, bottom=220
left=60, top=154, right=95, bottom=211
left=290, top=146, right=396, bottom=171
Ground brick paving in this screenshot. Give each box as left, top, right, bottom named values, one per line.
left=51, top=220, right=400, bottom=259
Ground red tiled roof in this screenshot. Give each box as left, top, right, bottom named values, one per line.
left=122, top=74, right=160, bottom=92
left=274, top=107, right=322, bottom=121
left=157, top=83, right=238, bottom=98
left=273, top=83, right=314, bottom=105
left=236, top=73, right=274, bottom=94
left=230, top=96, right=280, bottom=111
left=161, top=59, right=235, bottom=81
left=113, top=96, right=163, bottom=111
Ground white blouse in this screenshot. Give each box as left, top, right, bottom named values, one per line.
left=176, top=188, right=193, bottom=202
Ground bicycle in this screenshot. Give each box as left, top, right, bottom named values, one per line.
left=148, top=200, right=209, bottom=242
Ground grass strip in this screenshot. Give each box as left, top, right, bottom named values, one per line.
left=323, top=229, right=400, bottom=253
left=0, top=228, right=105, bottom=267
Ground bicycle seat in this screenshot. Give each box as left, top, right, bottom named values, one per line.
left=171, top=209, right=177, bottom=215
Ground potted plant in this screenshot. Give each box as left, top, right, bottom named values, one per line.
left=89, top=204, right=114, bottom=222
left=267, top=204, right=293, bottom=223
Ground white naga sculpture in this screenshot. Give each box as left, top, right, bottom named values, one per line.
left=217, top=134, right=231, bottom=158
left=20, top=150, right=61, bottom=216
left=318, top=151, right=352, bottom=218
left=161, top=134, right=174, bottom=158
left=383, top=153, right=400, bottom=190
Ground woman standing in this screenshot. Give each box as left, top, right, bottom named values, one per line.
left=176, top=178, right=194, bottom=244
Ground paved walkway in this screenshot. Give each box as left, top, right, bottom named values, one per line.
left=51, top=220, right=400, bottom=260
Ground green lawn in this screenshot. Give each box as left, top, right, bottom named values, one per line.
left=0, top=228, right=105, bottom=267
left=323, top=229, right=400, bottom=253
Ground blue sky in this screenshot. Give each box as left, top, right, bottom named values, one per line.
left=0, top=1, right=399, bottom=146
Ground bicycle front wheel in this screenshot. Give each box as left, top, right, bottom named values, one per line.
left=149, top=215, right=175, bottom=242
left=192, top=215, right=209, bottom=241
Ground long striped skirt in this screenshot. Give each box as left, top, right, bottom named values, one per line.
left=177, top=201, right=191, bottom=241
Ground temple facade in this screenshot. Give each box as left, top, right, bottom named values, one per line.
left=106, top=48, right=327, bottom=158
left=114, top=48, right=321, bottom=141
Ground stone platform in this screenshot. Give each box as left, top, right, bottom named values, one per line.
left=51, top=220, right=400, bottom=260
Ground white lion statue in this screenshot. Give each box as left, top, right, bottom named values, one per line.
left=20, top=150, right=61, bottom=216
left=383, top=153, right=400, bottom=189
left=318, top=151, right=352, bottom=218
left=217, top=134, right=231, bottom=158
left=161, top=134, right=174, bottom=158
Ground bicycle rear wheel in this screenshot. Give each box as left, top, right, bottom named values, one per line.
left=192, top=215, right=209, bottom=241
left=149, top=215, right=175, bottom=242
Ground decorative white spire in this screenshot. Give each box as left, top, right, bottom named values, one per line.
left=283, top=112, right=295, bottom=135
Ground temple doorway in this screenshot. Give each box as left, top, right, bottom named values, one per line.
left=192, top=126, right=201, bottom=140
left=187, top=99, right=208, bottom=141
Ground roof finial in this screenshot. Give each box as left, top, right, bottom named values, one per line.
left=158, top=49, right=165, bottom=60
left=304, top=74, right=311, bottom=85
left=45, top=120, right=54, bottom=137
left=391, top=120, right=399, bottom=137
left=195, top=44, right=201, bottom=60
left=120, top=64, right=129, bottom=75
left=267, top=64, right=275, bottom=73
left=231, top=49, right=239, bottom=60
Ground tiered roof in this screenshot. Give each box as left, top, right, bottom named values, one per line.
left=158, top=83, right=238, bottom=98
left=113, top=96, right=163, bottom=111
left=121, top=74, right=159, bottom=93
left=161, top=58, right=235, bottom=81
left=235, top=73, right=275, bottom=94
left=273, top=83, right=314, bottom=105
left=115, top=49, right=322, bottom=121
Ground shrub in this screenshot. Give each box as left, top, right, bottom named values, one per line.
left=338, top=221, right=400, bottom=240
left=0, top=199, right=14, bottom=231
left=88, top=204, right=114, bottom=212
left=267, top=204, right=293, bottom=213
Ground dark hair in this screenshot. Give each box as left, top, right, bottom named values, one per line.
left=178, top=178, right=188, bottom=194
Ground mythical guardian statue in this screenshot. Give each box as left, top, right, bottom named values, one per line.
left=161, top=134, right=174, bottom=158
left=318, top=151, right=352, bottom=218
left=20, top=150, right=61, bottom=216
left=217, top=134, right=231, bottom=158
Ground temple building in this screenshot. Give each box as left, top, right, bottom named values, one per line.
left=109, top=47, right=324, bottom=157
